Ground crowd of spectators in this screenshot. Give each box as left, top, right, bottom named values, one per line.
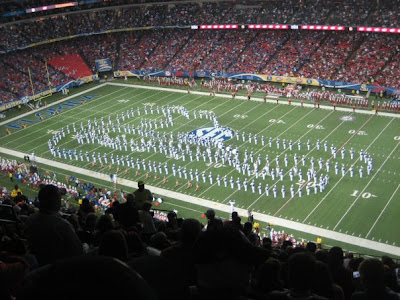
left=141, top=30, right=192, bottom=71
left=336, top=34, right=400, bottom=85
left=261, top=31, right=325, bottom=76
left=367, top=0, right=400, bottom=28
left=2, top=0, right=400, bottom=53
left=327, top=0, right=372, bottom=27
left=290, top=0, right=333, bottom=25
left=1, top=0, right=400, bottom=103
left=1, top=171, right=399, bottom=299
left=299, top=33, right=361, bottom=81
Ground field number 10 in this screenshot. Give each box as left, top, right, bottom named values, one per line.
left=350, top=190, right=377, bottom=199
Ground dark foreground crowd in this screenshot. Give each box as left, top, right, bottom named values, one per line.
left=0, top=183, right=399, bottom=300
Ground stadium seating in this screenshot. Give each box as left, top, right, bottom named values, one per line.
left=1, top=0, right=400, bottom=103
left=47, top=54, right=92, bottom=79
left=0, top=1, right=400, bottom=294
left=0, top=156, right=399, bottom=299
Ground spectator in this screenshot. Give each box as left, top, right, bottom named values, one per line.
left=270, top=252, right=329, bottom=299
left=23, top=184, right=83, bottom=266
left=11, top=185, right=22, bottom=198
left=161, top=218, right=202, bottom=295
left=249, top=257, right=284, bottom=298
left=352, top=258, right=400, bottom=300
left=138, top=201, right=156, bottom=240
left=313, top=261, right=345, bottom=300
left=133, top=181, right=153, bottom=209
left=328, top=246, right=354, bottom=300
left=114, top=193, right=139, bottom=230
left=98, top=229, right=129, bottom=261
left=77, top=197, right=94, bottom=228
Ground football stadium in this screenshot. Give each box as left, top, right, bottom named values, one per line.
left=0, top=0, right=400, bottom=299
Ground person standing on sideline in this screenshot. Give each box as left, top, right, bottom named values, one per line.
left=133, top=181, right=153, bottom=209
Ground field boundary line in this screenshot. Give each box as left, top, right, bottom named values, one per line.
left=247, top=111, right=350, bottom=210
left=302, top=117, right=395, bottom=223
left=274, top=113, right=375, bottom=217
left=5, top=87, right=154, bottom=148
left=1, top=146, right=399, bottom=257
left=333, top=141, right=400, bottom=230
left=0, top=83, right=108, bottom=127
left=196, top=106, right=302, bottom=199
left=365, top=183, right=400, bottom=238
left=107, top=82, right=400, bottom=119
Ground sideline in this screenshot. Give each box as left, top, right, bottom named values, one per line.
left=1, top=146, right=399, bottom=257
left=0, top=83, right=107, bottom=127
left=108, top=82, right=400, bottom=118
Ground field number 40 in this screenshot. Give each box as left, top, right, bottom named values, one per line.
left=350, top=190, right=377, bottom=199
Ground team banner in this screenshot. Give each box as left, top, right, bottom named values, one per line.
left=113, top=70, right=140, bottom=78
left=256, top=74, right=320, bottom=86
left=95, top=58, right=112, bottom=72
left=114, top=69, right=394, bottom=94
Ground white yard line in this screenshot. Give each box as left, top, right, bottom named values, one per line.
left=218, top=109, right=327, bottom=204
left=196, top=106, right=301, bottom=198
left=5, top=87, right=152, bottom=148
left=26, top=90, right=200, bottom=153
left=1, top=146, right=399, bottom=257
left=302, top=118, right=395, bottom=223
left=333, top=141, right=400, bottom=230
left=365, top=183, right=400, bottom=238
left=108, top=82, right=400, bottom=118
left=0, top=83, right=108, bottom=127
left=247, top=112, right=350, bottom=210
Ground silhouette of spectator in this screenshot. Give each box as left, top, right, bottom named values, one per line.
left=161, top=218, right=202, bottom=296
left=149, top=231, right=171, bottom=251
left=138, top=201, right=156, bottom=240
left=92, top=214, right=115, bottom=246
left=306, top=241, right=317, bottom=254
left=270, top=252, right=328, bottom=299
left=23, top=184, right=82, bottom=266
left=204, top=208, right=223, bottom=232
left=98, top=230, right=128, bottom=261
left=125, top=230, right=147, bottom=258
left=77, top=197, right=94, bottom=229
left=249, top=257, right=284, bottom=298
left=193, top=225, right=267, bottom=300
left=312, top=260, right=345, bottom=300
left=352, top=258, right=400, bottom=300
left=133, top=181, right=153, bottom=209
left=114, top=193, right=139, bottom=230
left=328, top=246, right=354, bottom=300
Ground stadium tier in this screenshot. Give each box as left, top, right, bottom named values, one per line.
left=0, top=0, right=400, bottom=103
left=0, top=2, right=400, bottom=299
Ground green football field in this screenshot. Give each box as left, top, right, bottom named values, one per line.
left=1, top=82, right=399, bottom=257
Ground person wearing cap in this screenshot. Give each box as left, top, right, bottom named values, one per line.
left=203, top=209, right=223, bottom=232
left=133, top=181, right=153, bottom=209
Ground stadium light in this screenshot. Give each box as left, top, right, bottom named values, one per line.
left=301, top=25, right=345, bottom=31
left=26, top=2, right=77, bottom=13
left=247, top=24, right=289, bottom=30
left=357, top=26, right=400, bottom=33
left=199, top=24, right=239, bottom=29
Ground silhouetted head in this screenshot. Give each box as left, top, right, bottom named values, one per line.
left=38, top=185, right=61, bottom=212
